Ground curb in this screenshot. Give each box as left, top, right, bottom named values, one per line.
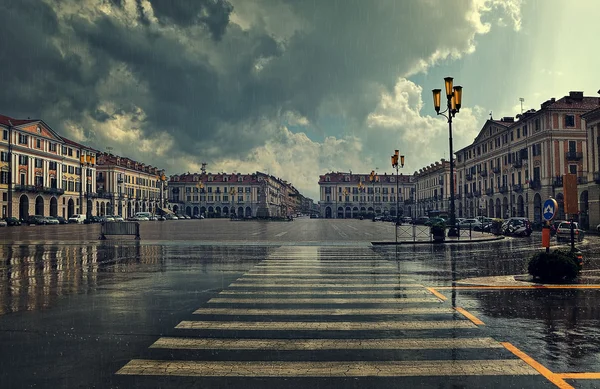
left=371, top=236, right=505, bottom=245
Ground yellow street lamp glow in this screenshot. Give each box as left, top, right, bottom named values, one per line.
left=432, top=89, right=441, bottom=113
left=453, top=86, right=462, bottom=112
left=400, top=155, right=405, bottom=168
left=451, top=94, right=457, bottom=112
left=444, top=77, right=454, bottom=98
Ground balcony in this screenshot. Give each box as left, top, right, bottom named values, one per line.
left=465, top=173, right=474, bottom=181
left=529, top=180, right=541, bottom=190
left=14, top=185, right=65, bottom=195
left=491, top=166, right=501, bottom=174
left=499, top=185, right=508, bottom=194
left=473, top=190, right=482, bottom=197
left=513, top=159, right=523, bottom=168
left=595, top=172, right=600, bottom=184
left=485, top=188, right=494, bottom=196
left=566, top=151, right=583, bottom=161
left=117, top=178, right=124, bottom=183
left=513, top=184, right=523, bottom=193
left=466, top=192, right=474, bottom=199
left=479, top=170, right=488, bottom=177
left=577, top=176, right=588, bottom=185
left=97, top=191, right=113, bottom=199
left=553, top=177, right=563, bottom=188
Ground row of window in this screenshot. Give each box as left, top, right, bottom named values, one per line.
left=184, top=186, right=253, bottom=193
left=184, top=195, right=251, bottom=202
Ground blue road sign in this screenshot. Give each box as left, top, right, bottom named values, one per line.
left=543, top=198, right=558, bottom=221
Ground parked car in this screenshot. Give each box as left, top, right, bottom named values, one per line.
left=597, top=223, right=600, bottom=233
left=84, top=216, right=101, bottom=224
left=457, top=218, right=483, bottom=230
left=502, top=217, right=532, bottom=237
left=164, top=214, right=178, bottom=220
left=402, top=216, right=413, bottom=224
left=43, top=216, right=60, bottom=225
left=68, top=214, right=86, bottom=224
left=414, top=216, right=429, bottom=225
left=0, top=219, right=7, bottom=227
left=27, top=215, right=47, bottom=225
left=556, top=221, right=585, bottom=242
left=157, top=216, right=166, bottom=221
left=113, top=215, right=124, bottom=222
left=550, top=220, right=566, bottom=236
left=310, top=214, right=319, bottom=219
left=55, top=216, right=68, bottom=224
left=5, top=217, right=21, bottom=226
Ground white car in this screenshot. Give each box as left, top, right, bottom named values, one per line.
left=68, top=214, right=86, bottom=224
left=0, top=219, right=7, bottom=227
left=597, top=223, right=600, bottom=232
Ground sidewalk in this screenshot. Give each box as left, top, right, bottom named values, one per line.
left=371, top=233, right=505, bottom=245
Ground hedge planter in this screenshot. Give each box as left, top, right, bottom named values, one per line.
left=528, top=250, right=582, bottom=283
left=431, top=223, right=446, bottom=243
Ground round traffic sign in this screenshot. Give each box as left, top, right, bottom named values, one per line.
left=542, top=198, right=558, bottom=221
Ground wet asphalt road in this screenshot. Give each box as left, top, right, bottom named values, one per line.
left=1, top=218, right=600, bottom=388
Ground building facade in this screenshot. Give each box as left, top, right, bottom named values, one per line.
left=413, top=159, right=452, bottom=217
left=167, top=171, right=296, bottom=218
left=581, top=106, right=600, bottom=229
left=95, top=152, right=166, bottom=218
left=318, top=171, right=415, bottom=218
left=454, top=91, right=600, bottom=226
left=0, top=114, right=98, bottom=220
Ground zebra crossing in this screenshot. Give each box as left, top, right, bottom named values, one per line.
left=116, top=246, right=546, bottom=386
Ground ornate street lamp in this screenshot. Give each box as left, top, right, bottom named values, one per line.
left=369, top=170, right=378, bottom=220
left=432, top=77, right=463, bottom=236
left=229, top=187, right=236, bottom=218
left=197, top=181, right=204, bottom=217
left=391, top=150, right=405, bottom=226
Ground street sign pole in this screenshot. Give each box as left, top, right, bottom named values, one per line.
left=542, top=198, right=558, bottom=254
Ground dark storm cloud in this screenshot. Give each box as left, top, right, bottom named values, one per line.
left=0, top=0, right=494, bottom=175
left=148, top=0, right=233, bottom=40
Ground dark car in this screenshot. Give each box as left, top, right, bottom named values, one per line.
left=84, top=216, right=101, bottom=224
left=26, top=215, right=47, bottom=225
left=5, top=217, right=22, bottom=226
left=55, top=216, right=68, bottom=224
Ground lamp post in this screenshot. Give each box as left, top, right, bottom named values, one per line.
left=432, top=78, right=463, bottom=236
left=369, top=170, right=377, bottom=220
left=80, top=153, right=95, bottom=219
left=391, top=150, right=405, bottom=226
left=342, top=188, right=348, bottom=219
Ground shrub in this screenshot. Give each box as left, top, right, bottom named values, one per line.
left=528, top=250, right=582, bottom=282
left=430, top=221, right=446, bottom=238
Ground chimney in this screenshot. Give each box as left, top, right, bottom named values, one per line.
left=502, top=117, right=514, bottom=123
left=569, top=91, right=584, bottom=101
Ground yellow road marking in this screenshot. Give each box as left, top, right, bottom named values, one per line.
left=556, top=373, right=600, bottom=379
left=436, top=285, right=600, bottom=290
left=208, top=297, right=441, bottom=304
left=229, top=283, right=423, bottom=288
left=193, top=307, right=454, bottom=315
left=425, top=287, right=447, bottom=301
left=502, top=342, right=574, bottom=389
left=117, top=359, right=537, bottom=377
left=455, top=307, right=485, bottom=326
left=175, top=320, right=476, bottom=330
left=150, top=337, right=504, bottom=350
left=219, top=290, right=430, bottom=295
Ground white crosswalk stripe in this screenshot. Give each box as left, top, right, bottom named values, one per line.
left=116, top=246, right=539, bottom=382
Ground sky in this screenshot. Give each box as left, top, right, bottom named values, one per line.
left=1, top=0, right=599, bottom=200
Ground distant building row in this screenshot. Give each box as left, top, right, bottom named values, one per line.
left=318, top=91, right=600, bottom=229
left=167, top=171, right=314, bottom=218
left=0, top=114, right=167, bottom=220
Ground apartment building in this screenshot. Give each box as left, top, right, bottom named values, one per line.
left=317, top=171, right=415, bottom=218
left=0, top=114, right=98, bottom=219
left=454, top=91, right=600, bottom=226
left=167, top=171, right=296, bottom=218
left=95, top=152, right=166, bottom=218
left=413, top=159, right=452, bottom=217
left=581, top=106, right=600, bottom=228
